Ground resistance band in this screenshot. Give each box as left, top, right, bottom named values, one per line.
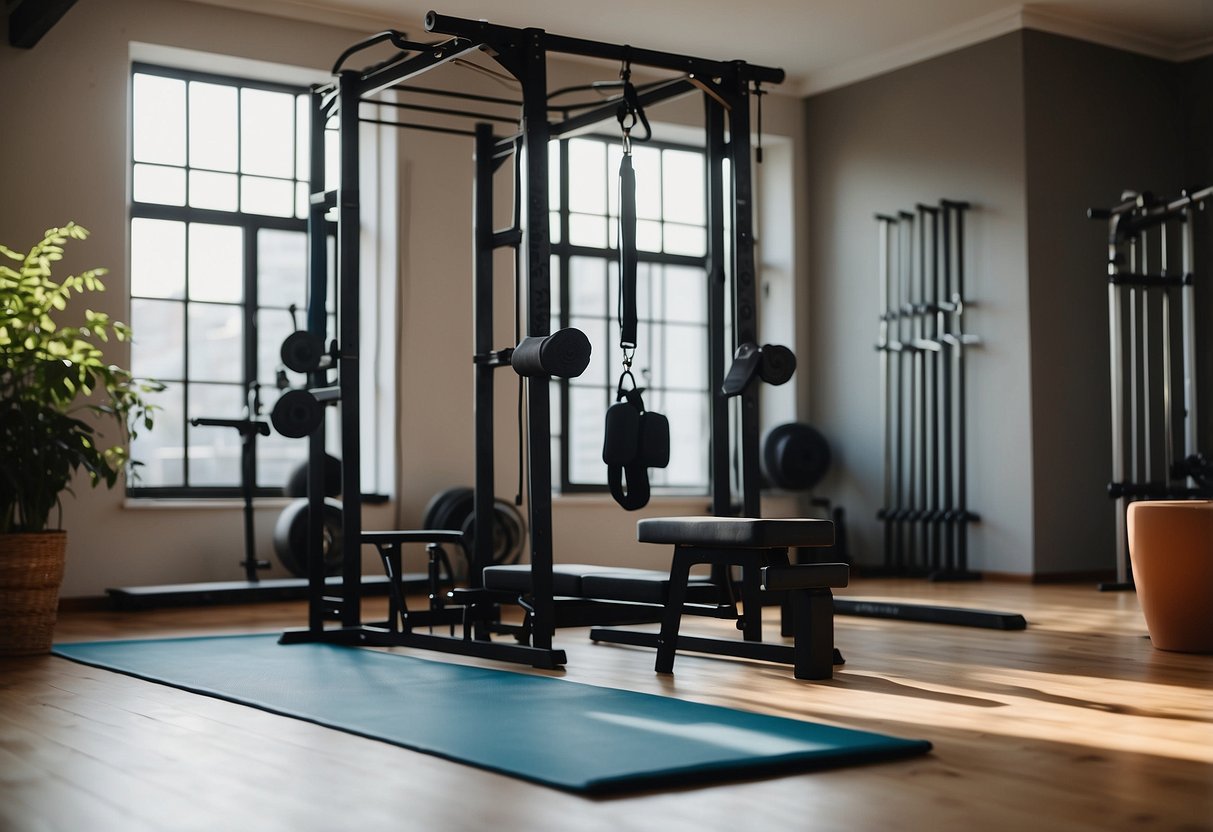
left=603, top=62, right=668, bottom=510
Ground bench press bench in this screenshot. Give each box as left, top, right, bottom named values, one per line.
left=483, top=516, right=847, bottom=680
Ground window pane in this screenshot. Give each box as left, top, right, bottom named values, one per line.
left=241, top=88, right=295, bottom=178
left=187, top=383, right=245, bottom=485
left=663, top=324, right=707, bottom=388
left=130, top=299, right=184, bottom=380
left=188, top=224, right=243, bottom=303
left=295, top=94, right=310, bottom=181
left=658, top=390, right=707, bottom=485
left=662, top=149, right=704, bottom=224
left=568, top=256, right=607, bottom=313
left=189, top=81, right=238, bottom=171
left=129, top=383, right=184, bottom=487
left=568, top=316, right=606, bottom=387
left=258, top=229, right=307, bottom=309
left=568, top=385, right=608, bottom=484
left=257, top=309, right=295, bottom=387
left=636, top=219, right=662, bottom=252
left=241, top=175, right=295, bottom=217
left=663, top=223, right=706, bottom=257
left=567, top=139, right=605, bottom=214
left=133, top=164, right=185, bottom=205
left=188, top=170, right=238, bottom=212
left=549, top=144, right=561, bottom=211
left=130, top=218, right=186, bottom=299
left=550, top=255, right=561, bottom=318
left=133, top=74, right=185, bottom=165
left=259, top=429, right=308, bottom=490
left=632, top=145, right=661, bottom=220
left=569, top=213, right=607, bottom=248
left=663, top=265, right=707, bottom=324
left=188, top=304, right=243, bottom=382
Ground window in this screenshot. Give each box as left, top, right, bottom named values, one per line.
left=552, top=136, right=711, bottom=493
left=127, top=63, right=331, bottom=497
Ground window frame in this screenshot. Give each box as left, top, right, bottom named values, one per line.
left=126, top=62, right=317, bottom=500
left=552, top=133, right=712, bottom=496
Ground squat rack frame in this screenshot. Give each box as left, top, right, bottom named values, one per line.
left=280, top=11, right=785, bottom=669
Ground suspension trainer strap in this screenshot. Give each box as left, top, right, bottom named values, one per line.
left=603, top=61, right=668, bottom=511
left=619, top=150, right=637, bottom=349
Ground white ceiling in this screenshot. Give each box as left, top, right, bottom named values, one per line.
left=188, top=0, right=1213, bottom=95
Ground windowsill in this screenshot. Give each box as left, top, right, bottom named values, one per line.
left=553, top=493, right=711, bottom=509
left=123, top=497, right=299, bottom=511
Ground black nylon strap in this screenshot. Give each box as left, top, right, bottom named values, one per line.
left=608, top=462, right=650, bottom=511
left=618, top=152, right=637, bottom=349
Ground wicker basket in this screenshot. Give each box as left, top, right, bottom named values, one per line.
left=0, top=531, right=67, bottom=656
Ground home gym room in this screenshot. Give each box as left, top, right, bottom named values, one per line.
left=1, top=0, right=1211, bottom=828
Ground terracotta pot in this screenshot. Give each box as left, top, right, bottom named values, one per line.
left=1126, top=500, right=1213, bottom=654
left=0, top=531, right=67, bottom=656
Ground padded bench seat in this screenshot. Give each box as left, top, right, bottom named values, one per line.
left=593, top=515, right=845, bottom=681
left=638, top=516, right=834, bottom=548
left=483, top=564, right=722, bottom=605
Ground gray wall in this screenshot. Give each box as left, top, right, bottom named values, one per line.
left=1022, top=31, right=1187, bottom=576
left=805, top=29, right=1213, bottom=577
left=804, top=34, right=1034, bottom=574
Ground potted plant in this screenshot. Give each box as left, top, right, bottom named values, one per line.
left=1, top=223, right=158, bottom=655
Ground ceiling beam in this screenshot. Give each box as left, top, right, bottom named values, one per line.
left=8, top=0, right=79, bottom=49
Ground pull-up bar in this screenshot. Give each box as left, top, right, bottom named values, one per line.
left=423, top=11, right=785, bottom=85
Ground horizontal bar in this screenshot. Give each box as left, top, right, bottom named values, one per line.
left=368, top=97, right=519, bottom=124
left=833, top=599, right=1026, bottom=630
left=550, top=78, right=695, bottom=138
left=361, top=529, right=466, bottom=546
left=589, top=628, right=798, bottom=666
left=391, top=83, right=521, bottom=109
left=359, top=116, right=478, bottom=138
left=284, top=626, right=568, bottom=669
left=424, top=11, right=784, bottom=85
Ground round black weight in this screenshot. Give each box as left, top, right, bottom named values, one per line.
left=422, top=486, right=474, bottom=530
left=762, top=422, right=831, bottom=492
left=271, top=389, right=323, bottom=438
left=460, top=499, right=526, bottom=566
left=272, top=497, right=344, bottom=578
left=283, top=454, right=342, bottom=498
left=280, top=330, right=326, bottom=373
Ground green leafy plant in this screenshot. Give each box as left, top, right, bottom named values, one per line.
left=0, top=223, right=160, bottom=533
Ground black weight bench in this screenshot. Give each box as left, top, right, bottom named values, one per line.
left=590, top=517, right=846, bottom=680
left=482, top=517, right=846, bottom=680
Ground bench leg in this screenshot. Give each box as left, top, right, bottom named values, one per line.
left=790, top=587, right=835, bottom=680
left=655, top=549, right=694, bottom=674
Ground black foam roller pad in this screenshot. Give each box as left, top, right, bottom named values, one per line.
left=511, top=328, right=592, bottom=378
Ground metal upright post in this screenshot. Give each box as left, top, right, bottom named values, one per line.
left=1181, top=206, right=1199, bottom=470
left=518, top=28, right=556, bottom=651
left=726, top=68, right=762, bottom=518
left=1107, top=214, right=1129, bottom=588
left=876, top=215, right=895, bottom=569
left=705, top=97, right=730, bottom=517
left=336, top=70, right=363, bottom=628
left=472, top=123, right=496, bottom=590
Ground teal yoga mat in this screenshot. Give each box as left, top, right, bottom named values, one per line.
left=54, top=634, right=930, bottom=794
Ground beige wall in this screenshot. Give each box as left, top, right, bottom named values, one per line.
left=0, top=0, right=807, bottom=596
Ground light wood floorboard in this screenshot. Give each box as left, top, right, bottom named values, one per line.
left=3, top=579, right=1211, bottom=831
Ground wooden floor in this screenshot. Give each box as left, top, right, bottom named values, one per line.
left=3, top=578, right=1211, bottom=831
